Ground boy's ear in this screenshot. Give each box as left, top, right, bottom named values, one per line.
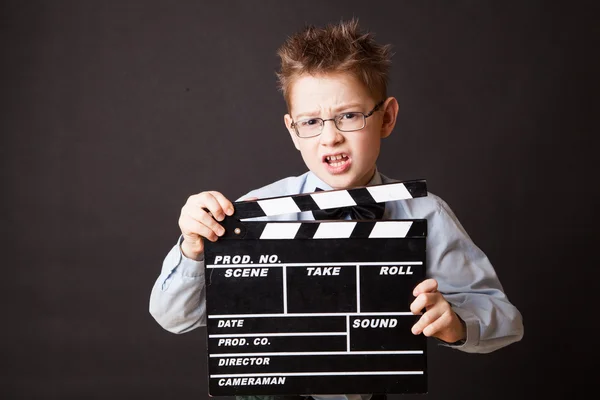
left=284, top=114, right=301, bottom=150
left=380, top=97, right=399, bottom=139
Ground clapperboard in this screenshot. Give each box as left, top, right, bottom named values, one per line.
left=204, top=180, right=429, bottom=396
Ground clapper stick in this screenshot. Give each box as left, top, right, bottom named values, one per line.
left=220, top=179, right=428, bottom=239
left=204, top=179, right=429, bottom=396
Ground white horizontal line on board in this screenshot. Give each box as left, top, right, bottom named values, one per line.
left=207, top=261, right=422, bottom=268
left=210, top=371, right=424, bottom=378
left=209, top=332, right=346, bottom=338
left=208, top=312, right=414, bottom=318
left=209, top=350, right=424, bottom=357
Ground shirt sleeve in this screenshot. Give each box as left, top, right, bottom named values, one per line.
left=149, top=237, right=207, bottom=333
left=426, top=198, right=524, bottom=353
left=147, top=190, right=267, bottom=334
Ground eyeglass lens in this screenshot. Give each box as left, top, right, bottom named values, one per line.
left=296, top=113, right=365, bottom=137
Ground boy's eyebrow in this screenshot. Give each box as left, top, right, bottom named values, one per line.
left=294, top=103, right=365, bottom=120
left=333, top=103, right=364, bottom=112
left=294, top=109, right=321, bottom=120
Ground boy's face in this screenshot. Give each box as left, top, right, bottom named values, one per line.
left=284, top=72, right=396, bottom=189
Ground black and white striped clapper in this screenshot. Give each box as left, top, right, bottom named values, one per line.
left=205, top=179, right=428, bottom=396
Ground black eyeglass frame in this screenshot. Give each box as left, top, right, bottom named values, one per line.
left=290, top=100, right=385, bottom=138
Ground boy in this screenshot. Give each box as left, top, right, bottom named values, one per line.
left=149, top=19, right=523, bottom=400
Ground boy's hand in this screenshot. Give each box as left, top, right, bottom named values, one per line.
left=178, top=191, right=235, bottom=260
left=410, top=279, right=466, bottom=344
left=178, top=193, right=258, bottom=260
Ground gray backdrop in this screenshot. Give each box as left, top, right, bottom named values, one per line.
left=2, top=0, right=598, bottom=399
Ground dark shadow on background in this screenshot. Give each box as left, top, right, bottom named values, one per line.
left=1, top=0, right=598, bottom=399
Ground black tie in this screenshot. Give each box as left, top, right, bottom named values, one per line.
left=311, top=187, right=385, bottom=221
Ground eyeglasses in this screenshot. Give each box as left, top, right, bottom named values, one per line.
left=291, top=100, right=385, bottom=138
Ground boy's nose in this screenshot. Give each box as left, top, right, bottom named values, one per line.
left=319, top=120, right=344, bottom=146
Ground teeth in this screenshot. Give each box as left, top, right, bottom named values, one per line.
left=326, top=154, right=347, bottom=161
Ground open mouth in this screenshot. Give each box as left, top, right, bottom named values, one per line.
left=324, top=153, right=349, bottom=167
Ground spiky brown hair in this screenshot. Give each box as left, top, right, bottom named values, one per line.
left=276, top=18, right=392, bottom=109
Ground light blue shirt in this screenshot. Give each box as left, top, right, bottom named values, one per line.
left=149, top=170, right=524, bottom=400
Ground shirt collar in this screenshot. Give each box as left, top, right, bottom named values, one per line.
left=305, top=168, right=382, bottom=193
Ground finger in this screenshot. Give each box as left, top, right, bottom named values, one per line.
left=184, top=205, right=224, bottom=233
left=193, top=192, right=228, bottom=222
left=242, top=196, right=259, bottom=201
left=422, top=310, right=453, bottom=337
left=411, top=307, right=444, bottom=336
left=413, top=278, right=438, bottom=297
left=180, top=217, right=220, bottom=242
left=410, top=292, right=438, bottom=314
left=207, top=191, right=235, bottom=216
left=188, top=207, right=227, bottom=238
left=181, top=205, right=224, bottom=237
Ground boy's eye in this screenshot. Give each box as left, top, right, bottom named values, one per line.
left=340, top=113, right=359, bottom=120
left=299, top=119, right=320, bottom=127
